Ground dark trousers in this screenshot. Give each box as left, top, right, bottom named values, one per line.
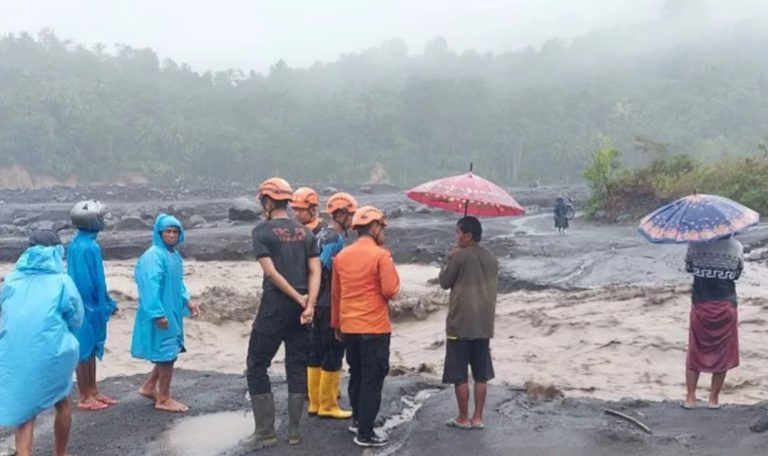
left=345, top=333, right=390, bottom=439
left=308, top=306, right=346, bottom=371
left=246, top=290, right=309, bottom=395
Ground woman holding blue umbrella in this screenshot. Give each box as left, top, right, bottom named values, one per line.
left=638, top=194, right=758, bottom=409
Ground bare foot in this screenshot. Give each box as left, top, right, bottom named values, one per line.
left=155, top=398, right=189, bottom=413
left=138, top=387, right=158, bottom=402
left=95, top=394, right=119, bottom=405
left=77, top=397, right=109, bottom=411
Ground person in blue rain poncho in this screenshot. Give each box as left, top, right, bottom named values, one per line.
left=0, top=230, right=84, bottom=456
left=67, top=200, right=119, bottom=411
left=131, top=214, right=200, bottom=413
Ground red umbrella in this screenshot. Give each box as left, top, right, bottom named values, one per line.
left=406, top=165, right=525, bottom=217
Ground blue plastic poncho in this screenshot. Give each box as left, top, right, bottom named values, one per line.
left=130, top=215, right=190, bottom=363
left=0, top=245, right=84, bottom=427
left=68, top=230, right=116, bottom=361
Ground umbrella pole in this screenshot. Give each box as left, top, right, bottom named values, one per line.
left=464, top=200, right=469, bottom=217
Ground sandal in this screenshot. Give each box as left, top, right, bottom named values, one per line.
left=446, top=418, right=472, bottom=429
left=679, top=401, right=696, bottom=410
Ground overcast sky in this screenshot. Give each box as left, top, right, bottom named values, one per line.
left=1, top=0, right=766, bottom=73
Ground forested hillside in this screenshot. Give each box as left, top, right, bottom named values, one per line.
left=1, top=10, right=767, bottom=186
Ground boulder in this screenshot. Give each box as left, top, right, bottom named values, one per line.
left=386, top=207, right=404, bottom=219
left=28, top=220, right=68, bottom=232
left=13, top=213, right=43, bottom=226
left=228, top=197, right=261, bottom=222
left=188, top=215, right=207, bottom=228
left=112, top=216, right=153, bottom=232
left=0, top=225, right=18, bottom=236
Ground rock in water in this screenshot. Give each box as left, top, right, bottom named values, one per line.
left=228, top=197, right=262, bottom=222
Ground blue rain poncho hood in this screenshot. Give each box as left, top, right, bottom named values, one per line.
left=153, top=214, right=185, bottom=248
left=68, top=229, right=117, bottom=361
left=0, top=245, right=84, bottom=426
left=131, top=214, right=190, bottom=363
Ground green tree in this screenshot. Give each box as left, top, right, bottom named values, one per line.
left=583, top=141, right=621, bottom=215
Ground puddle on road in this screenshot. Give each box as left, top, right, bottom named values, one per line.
left=159, top=410, right=252, bottom=456
left=159, top=388, right=441, bottom=456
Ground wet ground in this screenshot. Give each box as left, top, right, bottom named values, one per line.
left=2, top=370, right=767, bottom=456
left=3, top=184, right=768, bottom=454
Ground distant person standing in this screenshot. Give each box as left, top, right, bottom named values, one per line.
left=554, top=196, right=569, bottom=234
left=682, top=236, right=743, bottom=409
left=67, top=200, right=119, bottom=411
left=439, top=216, right=499, bottom=430
left=0, top=231, right=84, bottom=456
left=331, top=206, right=400, bottom=448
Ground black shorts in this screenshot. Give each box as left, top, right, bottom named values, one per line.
left=442, top=338, right=495, bottom=384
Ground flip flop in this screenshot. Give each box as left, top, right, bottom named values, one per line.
left=77, top=401, right=109, bottom=411
left=679, top=401, right=696, bottom=410
left=472, top=422, right=486, bottom=430
left=446, top=418, right=472, bottom=430
left=707, top=403, right=722, bottom=410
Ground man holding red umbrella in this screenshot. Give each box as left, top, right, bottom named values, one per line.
left=438, top=216, right=499, bottom=430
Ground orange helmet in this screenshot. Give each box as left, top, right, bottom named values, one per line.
left=258, top=177, right=293, bottom=202
left=291, top=187, right=320, bottom=209
left=326, top=192, right=358, bottom=214
left=351, top=205, right=387, bottom=228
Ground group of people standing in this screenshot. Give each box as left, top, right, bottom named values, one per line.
left=2, top=176, right=744, bottom=455
left=0, top=176, right=501, bottom=455
left=0, top=202, right=199, bottom=455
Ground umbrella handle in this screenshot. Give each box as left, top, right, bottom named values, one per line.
left=464, top=200, right=469, bottom=217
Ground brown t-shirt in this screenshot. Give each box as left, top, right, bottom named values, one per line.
left=438, top=244, right=498, bottom=339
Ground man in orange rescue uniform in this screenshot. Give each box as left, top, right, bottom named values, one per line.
left=331, top=206, right=400, bottom=448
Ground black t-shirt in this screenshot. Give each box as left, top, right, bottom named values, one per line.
left=252, top=218, right=319, bottom=293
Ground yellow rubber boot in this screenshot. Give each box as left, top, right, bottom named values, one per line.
left=317, top=370, right=352, bottom=419
left=307, top=367, right=321, bottom=415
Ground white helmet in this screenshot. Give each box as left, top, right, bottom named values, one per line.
left=70, top=200, right=107, bottom=231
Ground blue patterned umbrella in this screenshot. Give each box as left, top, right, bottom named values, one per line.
left=638, top=194, right=760, bottom=244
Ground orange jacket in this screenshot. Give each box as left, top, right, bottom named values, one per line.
left=331, top=236, right=400, bottom=334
